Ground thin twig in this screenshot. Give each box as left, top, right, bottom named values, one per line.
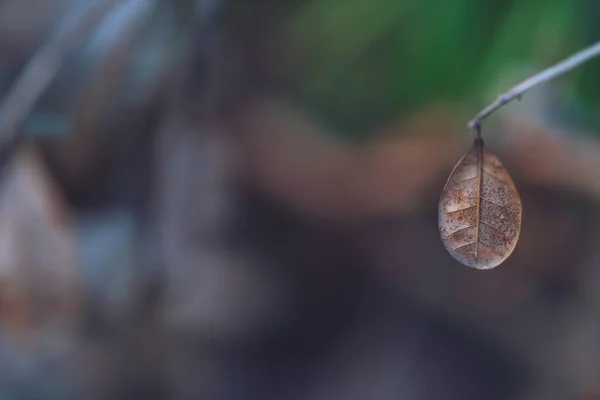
left=0, top=0, right=124, bottom=143
left=66, top=0, right=155, bottom=177
left=468, top=41, right=600, bottom=130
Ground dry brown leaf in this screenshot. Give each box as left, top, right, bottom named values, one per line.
left=0, top=144, right=79, bottom=352
left=438, top=138, right=522, bottom=269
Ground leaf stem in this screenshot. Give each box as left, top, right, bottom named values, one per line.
left=468, top=41, right=600, bottom=131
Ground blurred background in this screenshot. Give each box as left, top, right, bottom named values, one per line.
left=0, top=0, right=600, bottom=399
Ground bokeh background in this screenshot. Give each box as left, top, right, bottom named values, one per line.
left=0, top=0, right=600, bottom=399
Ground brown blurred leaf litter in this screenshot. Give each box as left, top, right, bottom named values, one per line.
left=0, top=144, right=79, bottom=395
left=439, top=138, right=522, bottom=269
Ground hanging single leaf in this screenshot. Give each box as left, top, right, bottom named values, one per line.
left=438, top=138, right=522, bottom=269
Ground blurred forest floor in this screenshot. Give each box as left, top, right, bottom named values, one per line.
left=1, top=1, right=600, bottom=399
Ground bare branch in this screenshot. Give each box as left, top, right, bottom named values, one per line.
left=0, top=0, right=124, bottom=143
left=468, top=41, right=600, bottom=130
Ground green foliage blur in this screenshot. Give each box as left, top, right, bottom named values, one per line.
left=251, top=0, right=600, bottom=138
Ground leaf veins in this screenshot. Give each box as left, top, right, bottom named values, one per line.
left=438, top=138, right=522, bottom=269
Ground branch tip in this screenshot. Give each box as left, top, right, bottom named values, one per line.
left=467, top=40, right=600, bottom=133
